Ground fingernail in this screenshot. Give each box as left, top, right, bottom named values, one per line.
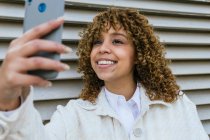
left=44, top=82, right=52, bottom=88
left=57, top=16, right=64, bottom=22
left=64, top=47, right=73, bottom=53
left=62, top=64, right=70, bottom=70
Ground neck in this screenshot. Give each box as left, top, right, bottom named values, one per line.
left=105, top=78, right=136, bottom=101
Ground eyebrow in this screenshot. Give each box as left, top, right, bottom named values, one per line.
left=110, top=32, right=128, bottom=39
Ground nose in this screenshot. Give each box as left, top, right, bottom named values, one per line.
left=99, top=41, right=111, bottom=54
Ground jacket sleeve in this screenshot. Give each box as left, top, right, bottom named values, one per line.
left=0, top=87, right=71, bottom=140
left=182, top=94, right=209, bottom=140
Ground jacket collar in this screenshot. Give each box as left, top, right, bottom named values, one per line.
left=76, top=83, right=171, bottom=118
left=139, top=84, right=171, bottom=117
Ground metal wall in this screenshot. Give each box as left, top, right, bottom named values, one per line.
left=0, top=0, right=209, bottom=138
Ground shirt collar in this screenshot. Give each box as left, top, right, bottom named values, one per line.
left=76, top=83, right=171, bottom=117
left=104, top=85, right=141, bottom=115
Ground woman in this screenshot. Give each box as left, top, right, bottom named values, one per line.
left=0, top=8, right=208, bottom=140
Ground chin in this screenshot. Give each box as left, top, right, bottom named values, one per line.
left=97, top=75, right=112, bottom=82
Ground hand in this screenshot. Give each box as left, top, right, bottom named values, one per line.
left=0, top=17, right=71, bottom=110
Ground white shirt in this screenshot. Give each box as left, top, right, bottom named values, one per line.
left=104, top=86, right=141, bottom=135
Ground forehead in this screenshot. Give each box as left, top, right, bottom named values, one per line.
left=104, top=26, right=126, bottom=34
left=98, top=26, right=129, bottom=39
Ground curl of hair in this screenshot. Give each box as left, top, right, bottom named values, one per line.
left=77, top=8, right=180, bottom=103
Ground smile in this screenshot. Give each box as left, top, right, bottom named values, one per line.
left=97, top=60, right=117, bottom=65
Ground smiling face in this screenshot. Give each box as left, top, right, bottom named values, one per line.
left=90, top=27, right=136, bottom=85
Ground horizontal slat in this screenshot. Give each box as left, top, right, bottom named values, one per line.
left=165, top=46, right=210, bottom=60
left=1, top=22, right=210, bottom=44
left=202, top=120, right=210, bottom=135
left=157, top=31, right=210, bottom=45
left=177, top=75, right=210, bottom=90
left=2, top=0, right=210, bottom=16
left=0, top=2, right=23, bottom=20
left=65, top=0, right=210, bottom=16
left=55, top=61, right=81, bottom=80
left=197, top=105, right=210, bottom=121
left=185, top=89, right=210, bottom=105
left=147, top=15, right=210, bottom=31
left=1, top=3, right=210, bottom=31
left=0, top=42, right=78, bottom=61
left=34, top=99, right=69, bottom=121
left=65, top=9, right=210, bottom=31
left=169, top=61, right=210, bottom=75
left=33, top=79, right=82, bottom=101
left=0, top=42, right=7, bottom=60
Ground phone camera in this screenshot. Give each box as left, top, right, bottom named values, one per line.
left=28, top=0, right=32, bottom=5
left=38, top=3, right=47, bottom=13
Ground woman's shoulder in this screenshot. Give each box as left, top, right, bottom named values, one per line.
left=170, top=91, right=197, bottom=113
left=63, top=98, right=97, bottom=111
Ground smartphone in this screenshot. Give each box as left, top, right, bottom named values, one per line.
left=23, top=0, right=65, bottom=80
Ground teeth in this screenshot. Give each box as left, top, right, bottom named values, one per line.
left=98, top=60, right=115, bottom=65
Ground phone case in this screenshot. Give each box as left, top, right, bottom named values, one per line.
left=23, top=0, right=65, bottom=80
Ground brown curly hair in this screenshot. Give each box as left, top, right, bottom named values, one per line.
left=77, top=8, right=180, bottom=103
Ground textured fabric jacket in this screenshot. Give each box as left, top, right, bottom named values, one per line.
left=0, top=86, right=208, bottom=140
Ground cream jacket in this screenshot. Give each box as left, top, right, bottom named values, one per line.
left=0, top=86, right=208, bottom=140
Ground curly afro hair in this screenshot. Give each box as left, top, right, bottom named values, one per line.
left=77, top=8, right=180, bottom=103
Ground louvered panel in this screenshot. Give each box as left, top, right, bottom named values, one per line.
left=34, top=99, right=69, bottom=121
left=170, top=61, right=210, bottom=75
left=56, top=61, right=81, bottom=80
left=177, top=75, right=210, bottom=90
left=1, top=2, right=210, bottom=32
left=166, top=45, right=210, bottom=60
left=61, top=44, right=78, bottom=60
left=0, top=21, right=22, bottom=39
left=0, top=42, right=8, bottom=60
left=185, top=89, right=210, bottom=105
left=66, top=0, right=210, bottom=15
left=1, top=22, right=210, bottom=44
left=2, top=42, right=210, bottom=61
left=47, top=27, right=210, bottom=44
left=5, top=0, right=210, bottom=16
left=0, top=42, right=78, bottom=60
left=65, top=9, right=210, bottom=31
left=197, top=105, right=210, bottom=121
left=148, top=15, right=210, bottom=31
left=158, top=31, right=210, bottom=45
left=33, top=79, right=82, bottom=101
left=202, top=120, right=210, bottom=136
left=0, top=2, right=23, bottom=20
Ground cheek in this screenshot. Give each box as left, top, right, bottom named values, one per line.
left=127, top=50, right=136, bottom=67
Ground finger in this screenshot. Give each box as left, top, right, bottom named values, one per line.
left=18, top=17, right=64, bottom=45
left=20, top=39, right=72, bottom=57
left=20, top=57, right=70, bottom=72
left=14, top=73, right=52, bottom=87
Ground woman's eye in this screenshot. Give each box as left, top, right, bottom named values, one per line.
left=112, top=39, right=123, bottom=45
left=93, top=40, right=102, bottom=46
